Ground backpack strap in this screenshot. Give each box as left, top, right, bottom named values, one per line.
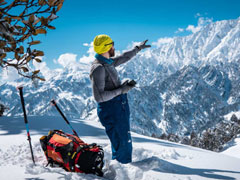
left=101, top=64, right=118, bottom=89
left=89, top=60, right=103, bottom=79
left=91, top=59, right=118, bottom=89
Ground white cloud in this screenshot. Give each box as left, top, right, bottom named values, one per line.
left=186, top=25, right=201, bottom=33
left=175, top=28, right=184, bottom=33
left=152, top=38, right=173, bottom=47
left=176, top=16, right=213, bottom=34
left=186, top=17, right=213, bottom=33
left=1, top=66, right=20, bottom=83
left=195, top=13, right=202, bottom=18
left=57, top=53, right=77, bottom=68
left=53, top=58, right=58, bottom=64
left=198, top=17, right=213, bottom=26
left=83, top=43, right=90, bottom=47
left=33, top=57, right=51, bottom=80
left=0, top=57, right=52, bottom=84
left=79, top=42, right=95, bottom=64
left=0, top=59, right=20, bottom=84
left=79, top=54, right=94, bottom=64
left=178, top=28, right=184, bottom=32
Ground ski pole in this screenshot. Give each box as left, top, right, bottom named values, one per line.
left=17, top=86, right=35, bottom=165
left=51, top=99, right=79, bottom=138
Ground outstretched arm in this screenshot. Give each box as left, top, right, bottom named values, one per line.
left=91, top=66, right=122, bottom=103
left=112, top=40, right=151, bottom=67
left=112, top=47, right=140, bottom=67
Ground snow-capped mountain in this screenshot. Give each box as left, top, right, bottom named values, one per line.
left=120, top=17, right=240, bottom=86
left=1, top=17, right=240, bottom=137
left=0, top=64, right=95, bottom=118
left=120, top=17, right=240, bottom=136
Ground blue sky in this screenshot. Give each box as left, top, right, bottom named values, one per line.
left=11, top=0, right=240, bottom=69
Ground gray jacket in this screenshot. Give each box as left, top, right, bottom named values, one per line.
left=90, top=47, right=140, bottom=103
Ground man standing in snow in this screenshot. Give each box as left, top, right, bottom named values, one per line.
left=90, top=34, right=151, bottom=164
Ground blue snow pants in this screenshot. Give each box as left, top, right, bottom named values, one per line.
left=97, top=94, right=132, bottom=164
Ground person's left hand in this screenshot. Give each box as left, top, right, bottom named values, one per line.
left=137, top=40, right=151, bottom=50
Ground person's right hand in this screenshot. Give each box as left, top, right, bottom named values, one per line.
left=121, top=83, right=135, bottom=94
left=137, top=40, right=151, bottom=50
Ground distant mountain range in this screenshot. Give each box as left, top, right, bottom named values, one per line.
left=1, top=17, right=240, bottom=137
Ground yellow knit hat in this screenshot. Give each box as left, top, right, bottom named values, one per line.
left=93, top=34, right=113, bottom=54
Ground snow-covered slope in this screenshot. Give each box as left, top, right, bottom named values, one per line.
left=221, top=135, right=240, bottom=159
left=221, top=112, right=240, bottom=158
left=1, top=17, right=240, bottom=137
left=0, top=115, right=240, bottom=180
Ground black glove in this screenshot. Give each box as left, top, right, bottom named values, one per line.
left=127, top=80, right=137, bottom=86
left=136, top=40, right=151, bottom=50
left=121, top=80, right=136, bottom=94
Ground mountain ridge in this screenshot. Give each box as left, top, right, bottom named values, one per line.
left=1, top=17, right=240, bottom=137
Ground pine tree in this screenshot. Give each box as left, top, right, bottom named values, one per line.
left=0, top=104, right=4, bottom=116
left=181, top=136, right=190, bottom=145
left=160, top=133, right=167, bottom=140
left=230, top=114, right=238, bottom=123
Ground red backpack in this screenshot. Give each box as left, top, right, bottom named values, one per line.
left=40, top=130, right=104, bottom=176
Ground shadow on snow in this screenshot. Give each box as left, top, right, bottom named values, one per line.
left=1, top=116, right=207, bottom=151
left=0, top=116, right=106, bottom=138
left=132, top=156, right=240, bottom=180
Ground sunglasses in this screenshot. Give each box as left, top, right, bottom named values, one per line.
left=104, top=41, right=114, bottom=46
